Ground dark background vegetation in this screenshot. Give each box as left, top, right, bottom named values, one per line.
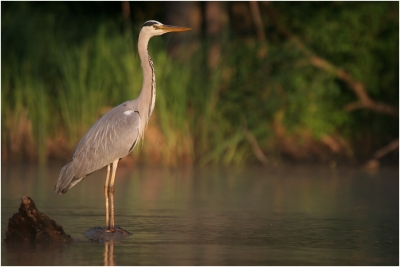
left=1, top=1, right=399, bottom=168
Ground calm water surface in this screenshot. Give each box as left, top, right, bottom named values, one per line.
left=1, top=163, right=398, bottom=265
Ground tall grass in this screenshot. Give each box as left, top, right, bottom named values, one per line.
left=4, top=4, right=396, bottom=165
left=2, top=61, right=50, bottom=163
left=0, top=12, right=343, bottom=166
left=1, top=10, right=203, bottom=165
left=53, top=27, right=143, bottom=147
left=153, top=51, right=193, bottom=165
left=0, top=15, right=328, bottom=165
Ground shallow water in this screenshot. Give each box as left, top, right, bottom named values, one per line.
left=1, top=163, right=398, bottom=265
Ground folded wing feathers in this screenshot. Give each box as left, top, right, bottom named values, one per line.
left=55, top=103, right=141, bottom=194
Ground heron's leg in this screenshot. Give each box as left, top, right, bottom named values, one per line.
left=104, top=241, right=115, bottom=266
left=109, top=159, right=119, bottom=230
left=104, top=164, right=111, bottom=230
left=105, top=159, right=128, bottom=235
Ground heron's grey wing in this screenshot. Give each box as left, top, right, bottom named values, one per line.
left=55, top=104, right=141, bottom=194
left=73, top=108, right=141, bottom=176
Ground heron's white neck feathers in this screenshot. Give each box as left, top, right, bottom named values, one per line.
left=137, top=28, right=157, bottom=143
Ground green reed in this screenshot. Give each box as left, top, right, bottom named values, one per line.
left=2, top=14, right=203, bottom=164
left=2, top=63, right=49, bottom=163
left=5, top=5, right=386, bottom=166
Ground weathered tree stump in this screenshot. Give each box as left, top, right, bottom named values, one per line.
left=4, top=196, right=72, bottom=243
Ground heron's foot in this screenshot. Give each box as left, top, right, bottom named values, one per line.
left=105, top=226, right=130, bottom=236
left=84, top=226, right=131, bottom=242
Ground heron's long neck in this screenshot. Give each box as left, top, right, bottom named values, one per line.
left=137, top=34, right=156, bottom=125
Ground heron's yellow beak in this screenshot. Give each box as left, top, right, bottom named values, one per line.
left=156, top=24, right=191, bottom=33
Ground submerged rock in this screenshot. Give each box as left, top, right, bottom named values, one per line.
left=5, top=196, right=72, bottom=243
left=84, top=226, right=131, bottom=242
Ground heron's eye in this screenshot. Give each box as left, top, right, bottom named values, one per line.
left=153, top=25, right=161, bottom=30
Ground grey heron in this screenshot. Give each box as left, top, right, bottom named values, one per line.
left=55, top=20, right=190, bottom=233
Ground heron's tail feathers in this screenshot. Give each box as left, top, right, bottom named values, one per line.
left=54, top=162, right=82, bottom=195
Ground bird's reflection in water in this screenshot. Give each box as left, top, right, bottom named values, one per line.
left=104, top=241, right=115, bottom=266
left=84, top=226, right=130, bottom=265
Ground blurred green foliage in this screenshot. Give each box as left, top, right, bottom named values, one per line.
left=272, top=2, right=398, bottom=158
left=1, top=2, right=398, bottom=165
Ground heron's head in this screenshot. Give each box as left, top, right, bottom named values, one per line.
left=140, top=20, right=191, bottom=38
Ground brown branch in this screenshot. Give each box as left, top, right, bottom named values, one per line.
left=243, top=118, right=269, bottom=165
left=121, top=1, right=131, bottom=31
left=310, top=56, right=398, bottom=116
left=245, top=129, right=269, bottom=165
left=249, top=1, right=268, bottom=58
left=373, top=139, right=399, bottom=159
left=363, top=139, right=399, bottom=170
left=264, top=2, right=398, bottom=117
left=249, top=1, right=266, bottom=41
